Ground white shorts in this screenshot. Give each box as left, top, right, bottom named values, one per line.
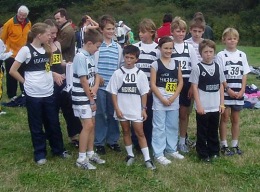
left=116, top=117, right=143, bottom=123
left=73, top=105, right=96, bottom=119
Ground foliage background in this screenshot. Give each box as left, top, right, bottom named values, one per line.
left=1, top=0, right=260, bottom=45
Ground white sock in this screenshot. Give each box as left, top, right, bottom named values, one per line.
left=231, top=140, right=238, bottom=147
left=87, top=150, right=95, bottom=158
left=125, top=145, right=134, bottom=157
left=221, top=140, right=228, bottom=147
left=78, top=152, right=86, bottom=162
left=179, top=137, right=186, bottom=145
left=141, top=147, right=150, bottom=161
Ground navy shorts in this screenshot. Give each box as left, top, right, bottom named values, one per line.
left=225, top=105, right=243, bottom=111
left=179, top=78, right=191, bottom=107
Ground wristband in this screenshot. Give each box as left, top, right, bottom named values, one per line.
left=142, top=106, right=147, bottom=110
left=224, top=86, right=230, bottom=92
left=220, top=105, right=225, bottom=109
left=90, top=102, right=96, bottom=106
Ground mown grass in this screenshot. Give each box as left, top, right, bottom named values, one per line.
left=0, top=45, right=260, bottom=191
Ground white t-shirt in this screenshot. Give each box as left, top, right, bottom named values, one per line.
left=106, top=66, right=149, bottom=121
left=15, top=45, right=53, bottom=97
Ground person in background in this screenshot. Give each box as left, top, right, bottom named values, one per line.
left=9, top=23, right=69, bottom=165
left=116, top=20, right=131, bottom=47
left=76, top=15, right=99, bottom=50
left=106, top=45, right=156, bottom=170
left=54, top=8, right=82, bottom=145
left=216, top=28, right=250, bottom=156
left=0, top=22, right=13, bottom=114
left=1, top=5, right=31, bottom=99
left=155, top=13, right=173, bottom=43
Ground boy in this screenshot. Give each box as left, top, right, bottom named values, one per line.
left=216, top=28, right=250, bottom=155
left=170, top=17, right=199, bottom=153
left=0, top=23, right=13, bottom=114
left=132, top=18, right=160, bottom=151
left=94, top=15, right=123, bottom=155
left=189, top=39, right=225, bottom=162
left=106, top=45, right=156, bottom=170
left=72, top=29, right=105, bottom=170
left=185, top=16, right=206, bottom=61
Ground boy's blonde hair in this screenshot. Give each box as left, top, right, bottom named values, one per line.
left=138, top=18, right=156, bottom=39
left=222, top=27, right=239, bottom=41
left=189, top=16, right=205, bottom=30
left=171, top=16, right=187, bottom=32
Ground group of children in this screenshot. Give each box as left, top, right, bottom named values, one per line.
left=1, top=12, right=249, bottom=169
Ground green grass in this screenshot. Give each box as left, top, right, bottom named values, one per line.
left=1, top=46, right=260, bottom=191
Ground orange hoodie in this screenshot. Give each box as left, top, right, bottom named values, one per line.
left=1, top=15, right=31, bottom=57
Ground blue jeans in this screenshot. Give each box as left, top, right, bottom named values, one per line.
left=26, top=95, right=65, bottom=162
left=152, top=110, right=179, bottom=158
left=94, top=89, right=120, bottom=146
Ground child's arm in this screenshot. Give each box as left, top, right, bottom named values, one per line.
left=86, top=16, right=99, bottom=29
left=111, top=94, right=123, bottom=119
left=80, top=76, right=96, bottom=111
left=236, top=75, right=247, bottom=99
left=168, top=64, right=183, bottom=104
left=9, top=61, right=25, bottom=84
left=150, top=66, right=171, bottom=106
left=90, top=73, right=100, bottom=98
left=219, top=83, right=225, bottom=114
left=192, top=83, right=204, bottom=115
left=141, top=93, right=148, bottom=121
left=52, top=72, right=65, bottom=86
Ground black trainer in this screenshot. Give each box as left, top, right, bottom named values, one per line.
left=95, top=145, right=106, bottom=155
left=231, top=146, right=243, bottom=155
left=221, top=146, right=234, bottom=156
left=107, top=144, right=121, bottom=152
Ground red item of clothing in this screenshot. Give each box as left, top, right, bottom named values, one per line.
left=155, top=22, right=171, bottom=43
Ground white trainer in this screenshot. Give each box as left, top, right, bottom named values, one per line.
left=156, top=156, right=172, bottom=165
left=168, top=151, right=184, bottom=160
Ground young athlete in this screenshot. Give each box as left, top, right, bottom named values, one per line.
left=9, top=23, right=68, bottom=165
left=132, top=18, right=160, bottom=151
left=189, top=39, right=225, bottom=162
left=150, top=36, right=184, bottom=165
left=72, top=29, right=105, bottom=170
left=216, top=28, right=250, bottom=156
left=0, top=23, right=13, bottom=115
left=94, top=15, right=123, bottom=155
left=171, top=17, right=199, bottom=153
left=106, top=45, right=156, bottom=170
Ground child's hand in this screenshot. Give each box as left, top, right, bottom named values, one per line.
left=142, top=110, right=147, bottom=121
left=99, top=77, right=105, bottom=87
left=115, top=108, right=123, bottom=119
left=227, top=89, right=236, bottom=98
left=188, top=87, right=193, bottom=99
left=53, top=72, right=65, bottom=86
left=90, top=103, right=96, bottom=112
left=235, top=90, right=244, bottom=99
left=219, top=105, right=225, bottom=114
left=90, top=87, right=97, bottom=98
left=161, top=98, right=171, bottom=106
left=196, top=105, right=205, bottom=115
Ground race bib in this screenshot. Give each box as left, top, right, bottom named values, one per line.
left=165, top=82, right=177, bottom=94
left=52, top=54, right=61, bottom=65
left=228, top=65, right=241, bottom=77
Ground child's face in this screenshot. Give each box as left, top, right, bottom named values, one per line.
left=223, top=35, right=238, bottom=51
left=159, top=41, right=173, bottom=59
left=190, top=27, right=204, bottom=41
left=124, top=53, right=138, bottom=69
left=139, top=30, right=154, bottom=43
left=172, top=28, right=186, bottom=43
left=201, top=46, right=215, bottom=64
left=49, top=26, right=58, bottom=43
left=88, top=42, right=102, bottom=55
left=101, top=23, right=115, bottom=40
left=38, top=28, right=51, bottom=44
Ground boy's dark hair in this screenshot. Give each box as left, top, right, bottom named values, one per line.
left=189, top=16, right=206, bottom=30
left=54, top=8, right=68, bottom=20
left=123, top=45, right=140, bottom=58
left=84, top=29, right=103, bottom=44
left=158, top=36, right=173, bottom=48
left=163, top=13, right=173, bottom=23
left=98, top=15, right=115, bottom=30
left=199, top=39, right=216, bottom=55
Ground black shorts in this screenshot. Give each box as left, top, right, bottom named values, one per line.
left=179, top=78, right=191, bottom=107
left=225, top=105, right=243, bottom=111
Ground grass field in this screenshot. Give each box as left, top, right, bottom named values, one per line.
left=0, top=45, right=260, bottom=192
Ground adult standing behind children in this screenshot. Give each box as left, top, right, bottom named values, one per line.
left=94, top=15, right=123, bottom=155
left=170, top=17, right=199, bottom=154
left=155, top=13, right=173, bottom=43
left=54, top=8, right=82, bottom=145
left=1, top=5, right=31, bottom=99
left=9, top=23, right=69, bottom=165
left=54, top=8, right=76, bottom=64
left=216, top=28, right=250, bottom=156
left=132, top=18, right=160, bottom=151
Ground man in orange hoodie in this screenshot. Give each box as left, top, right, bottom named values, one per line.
left=1, top=5, right=31, bottom=99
